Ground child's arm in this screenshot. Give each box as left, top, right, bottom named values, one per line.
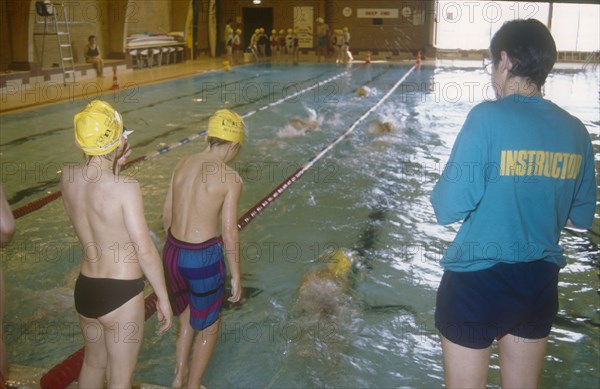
left=221, top=177, right=243, bottom=303
left=123, top=181, right=173, bottom=333
left=0, top=184, right=15, bottom=248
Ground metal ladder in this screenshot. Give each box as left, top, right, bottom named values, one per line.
left=35, top=1, right=76, bottom=84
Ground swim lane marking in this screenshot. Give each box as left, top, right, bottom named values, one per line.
left=143, top=63, right=367, bottom=160
left=13, top=65, right=367, bottom=219
left=238, top=64, right=417, bottom=230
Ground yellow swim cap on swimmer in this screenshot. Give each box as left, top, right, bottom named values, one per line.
left=74, top=100, right=125, bottom=156
left=207, top=109, right=245, bottom=144
left=279, top=29, right=285, bottom=34
left=357, top=87, right=367, bottom=97
left=272, top=29, right=276, bottom=34
left=287, top=28, right=292, bottom=34
left=328, top=250, right=352, bottom=278
left=236, top=29, right=241, bottom=34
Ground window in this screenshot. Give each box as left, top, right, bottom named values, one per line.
left=551, top=3, right=600, bottom=51
left=433, top=1, right=600, bottom=53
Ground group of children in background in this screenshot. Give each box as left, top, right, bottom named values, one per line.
left=224, top=22, right=353, bottom=65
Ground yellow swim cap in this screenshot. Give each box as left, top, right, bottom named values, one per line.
left=357, top=87, right=367, bottom=97
left=207, top=109, right=245, bottom=144
left=236, top=29, right=241, bottom=34
left=272, top=29, right=276, bottom=34
left=287, top=28, right=292, bottom=34
left=74, top=100, right=124, bottom=156
left=328, top=250, right=352, bottom=278
left=279, top=29, right=285, bottom=34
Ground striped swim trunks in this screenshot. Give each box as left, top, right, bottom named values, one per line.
left=162, top=230, right=226, bottom=330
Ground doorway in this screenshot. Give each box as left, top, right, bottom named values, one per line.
left=242, top=7, right=273, bottom=49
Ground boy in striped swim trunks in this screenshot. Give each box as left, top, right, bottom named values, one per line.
left=162, top=109, right=245, bottom=389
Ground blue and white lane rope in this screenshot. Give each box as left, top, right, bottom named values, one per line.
left=142, top=65, right=367, bottom=161
left=238, top=64, right=417, bottom=229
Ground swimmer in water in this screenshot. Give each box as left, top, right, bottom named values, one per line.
left=294, top=250, right=355, bottom=318
left=288, top=118, right=319, bottom=133
left=367, top=120, right=394, bottom=134
left=357, top=86, right=371, bottom=97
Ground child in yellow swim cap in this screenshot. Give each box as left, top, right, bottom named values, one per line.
left=207, top=109, right=245, bottom=144
left=162, top=108, right=246, bottom=388
left=73, top=99, right=133, bottom=174
left=63, top=100, right=173, bottom=388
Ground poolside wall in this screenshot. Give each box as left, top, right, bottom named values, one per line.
left=1, top=1, right=598, bottom=73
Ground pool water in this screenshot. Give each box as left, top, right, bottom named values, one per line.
left=0, top=62, right=598, bottom=388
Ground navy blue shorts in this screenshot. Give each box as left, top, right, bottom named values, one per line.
left=435, top=260, right=559, bottom=349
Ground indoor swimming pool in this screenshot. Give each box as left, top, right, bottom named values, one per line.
left=0, top=62, right=598, bottom=388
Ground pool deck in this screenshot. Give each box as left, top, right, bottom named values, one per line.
left=0, top=55, right=228, bottom=114
left=5, top=364, right=169, bottom=389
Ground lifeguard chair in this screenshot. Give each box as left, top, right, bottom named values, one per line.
left=34, top=1, right=76, bottom=84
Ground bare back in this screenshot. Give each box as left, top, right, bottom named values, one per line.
left=61, top=163, right=146, bottom=280
left=167, top=150, right=242, bottom=243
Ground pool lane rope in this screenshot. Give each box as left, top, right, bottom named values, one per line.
left=239, top=64, right=417, bottom=230
left=13, top=63, right=368, bottom=220
left=39, top=63, right=415, bottom=389
left=38, top=63, right=415, bottom=389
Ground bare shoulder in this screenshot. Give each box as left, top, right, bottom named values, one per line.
left=224, top=162, right=243, bottom=187
left=115, top=176, right=141, bottom=198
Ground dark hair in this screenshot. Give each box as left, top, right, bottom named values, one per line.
left=207, top=136, right=234, bottom=147
left=490, top=19, right=556, bottom=88
left=88, top=35, right=96, bottom=41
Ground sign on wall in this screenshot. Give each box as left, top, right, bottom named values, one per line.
left=356, top=9, right=399, bottom=19
left=294, top=6, right=314, bottom=48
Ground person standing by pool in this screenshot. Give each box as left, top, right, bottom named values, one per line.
left=278, top=29, right=286, bottom=59
left=233, top=29, right=242, bottom=63
left=430, top=19, right=596, bottom=388
left=162, top=109, right=244, bottom=389
left=0, top=184, right=16, bottom=386
left=84, top=35, right=104, bottom=77
left=343, top=27, right=353, bottom=63
left=315, top=17, right=329, bottom=62
left=224, top=24, right=234, bottom=65
left=62, top=100, right=173, bottom=388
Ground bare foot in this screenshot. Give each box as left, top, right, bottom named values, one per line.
left=171, top=366, right=188, bottom=389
